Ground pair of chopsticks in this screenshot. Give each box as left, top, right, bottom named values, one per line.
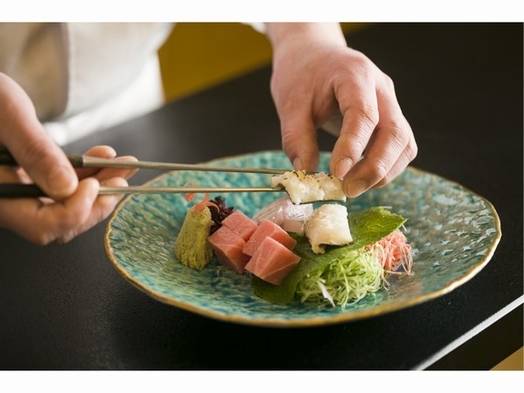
left=0, top=150, right=287, bottom=198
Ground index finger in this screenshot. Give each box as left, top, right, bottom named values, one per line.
left=0, top=74, right=77, bottom=200
left=329, top=81, right=379, bottom=180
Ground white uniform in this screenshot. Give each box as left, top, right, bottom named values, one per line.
left=0, top=22, right=173, bottom=145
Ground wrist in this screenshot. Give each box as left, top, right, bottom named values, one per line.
left=265, top=23, right=347, bottom=53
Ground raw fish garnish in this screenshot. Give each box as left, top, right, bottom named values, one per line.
left=271, top=170, right=346, bottom=204
left=252, top=207, right=410, bottom=306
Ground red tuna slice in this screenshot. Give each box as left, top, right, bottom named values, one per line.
left=221, top=210, right=258, bottom=241
left=245, top=237, right=301, bottom=285
left=242, top=219, right=297, bottom=256
left=207, top=226, right=250, bottom=274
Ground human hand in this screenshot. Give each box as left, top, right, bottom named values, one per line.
left=0, top=72, right=137, bottom=244
left=265, top=23, right=417, bottom=198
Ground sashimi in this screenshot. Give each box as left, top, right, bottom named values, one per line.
left=221, top=210, right=258, bottom=241
left=271, top=170, right=346, bottom=204
left=243, top=219, right=297, bottom=256
left=304, top=203, right=353, bottom=254
left=245, top=237, right=301, bottom=285
left=207, top=226, right=250, bottom=274
left=252, top=196, right=313, bottom=235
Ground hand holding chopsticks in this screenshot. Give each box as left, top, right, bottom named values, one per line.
left=0, top=150, right=286, bottom=198
left=0, top=144, right=139, bottom=244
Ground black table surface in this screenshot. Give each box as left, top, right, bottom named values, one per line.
left=0, top=23, right=522, bottom=370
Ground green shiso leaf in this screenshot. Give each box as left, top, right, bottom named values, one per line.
left=251, top=207, right=407, bottom=304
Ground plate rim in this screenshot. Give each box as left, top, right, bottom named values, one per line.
left=104, top=151, right=502, bottom=328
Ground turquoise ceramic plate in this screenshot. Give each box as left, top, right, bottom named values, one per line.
left=105, top=151, right=501, bottom=327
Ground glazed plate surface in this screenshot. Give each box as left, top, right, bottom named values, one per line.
left=105, top=151, right=501, bottom=327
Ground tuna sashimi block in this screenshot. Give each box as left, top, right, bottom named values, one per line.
left=207, top=225, right=250, bottom=274
left=245, top=237, right=301, bottom=285
left=242, top=219, right=297, bottom=256
left=221, top=210, right=258, bottom=241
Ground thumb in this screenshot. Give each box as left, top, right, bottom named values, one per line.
left=0, top=73, right=77, bottom=199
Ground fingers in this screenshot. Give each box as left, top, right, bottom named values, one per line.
left=0, top=142, right=138, bottom=245
left=55, top=176, right=130, bottom=244
left=0, top=178, right=99, bottom=245
left=330, top=92, right=379, bottom=180
left=0, top=174, right=131, bottom=245
left=270, top=72, right=321, bottom=172
left=328, top=51, right=379, bottom=180
left=91, top=155, right=138, bottom=183
left=0, top=73, right=78, bottom=200
left=280, top=111, right=320, bottom=172
left=342, top=120, right=417, bottom=197
left=329, top=65, right=417, bottom=198
left=75, top=145, right=138, bottom=181
left=74, top=145, right=118, bottom=179
left=353, top=87, right=417, bottom=191
left=52, top=147, right=138, bottom=244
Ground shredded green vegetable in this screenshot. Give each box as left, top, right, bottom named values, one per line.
left=296, top=248, right=384, bottom=307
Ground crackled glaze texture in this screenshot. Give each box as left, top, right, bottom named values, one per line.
left=105, top=151, right=501, bottom=327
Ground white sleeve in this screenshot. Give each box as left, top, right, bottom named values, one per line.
left=47, top=22, right=173, bottom=145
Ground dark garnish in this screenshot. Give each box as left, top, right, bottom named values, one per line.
left=209, top=196, right=235, bottom=234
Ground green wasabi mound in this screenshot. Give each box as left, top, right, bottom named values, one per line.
left=174, top=206, right=214, bottom=269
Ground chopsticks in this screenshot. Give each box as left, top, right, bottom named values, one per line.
left=0, top=184, right=283, bottom=198
left=0, top=151, right=287, bottom=198
left=0, top=151, right=288, bottom=175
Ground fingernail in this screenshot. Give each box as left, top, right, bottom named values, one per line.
left=334, top=158, right=353, bottom=179
left=346, top=180, right=367, bottom=198
left=293, top=157, right=302, bottom=170
left=47, top=165, right=75, bottom=196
